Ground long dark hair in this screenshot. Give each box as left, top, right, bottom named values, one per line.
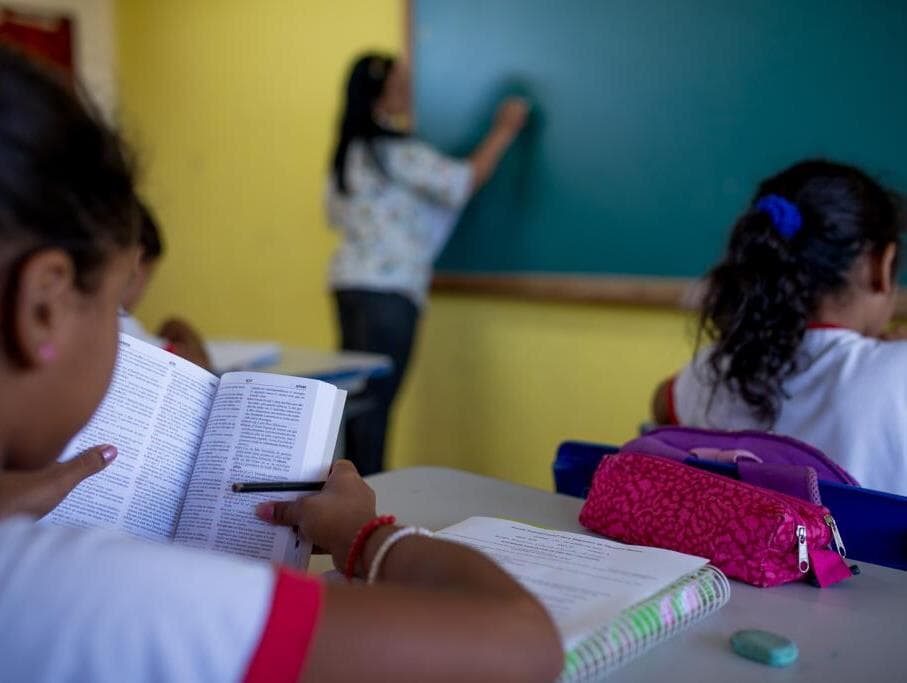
left=700, top=160, right=904, bottom=423
left=137, top=201, right=164, bottom=263
left=0, top=46, right=138, bottom=291
left=330, top=53, right=405, bottom=194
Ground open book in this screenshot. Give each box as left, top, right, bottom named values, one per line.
left=438, top=517, right=730, bottom=682
left=43, top=334, right=346, bottom=567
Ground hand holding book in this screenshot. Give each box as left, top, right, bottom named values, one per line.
left=0, top=444, right=117, bottom=520
left=43, top=334, right=346, bottom=567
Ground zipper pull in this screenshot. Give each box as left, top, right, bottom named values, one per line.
left=797, top=525, right=809, bottom=573
left=824, top=514, right=846, bottom=558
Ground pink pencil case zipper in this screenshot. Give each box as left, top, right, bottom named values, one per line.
left=579, top=453, right=851, bottom=587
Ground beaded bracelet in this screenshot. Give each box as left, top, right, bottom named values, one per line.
left=344, top=515, right=396, bottom=580
left=366, top=526, right=434, bottom=584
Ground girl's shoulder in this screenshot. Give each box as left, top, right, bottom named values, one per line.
left=376, top=137, right=440, bottom=167
left=796, top=330, right=907, bottom=402
left=805, top=328, right=907, bottom=369
left=374, top=135, right=424, bottom=153
left=376, top=137, right=473, bottom=208
left=861, top=335, right=907, bottom=374
left=0, top=517, right=308, bottom=682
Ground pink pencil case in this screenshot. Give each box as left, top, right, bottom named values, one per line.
left=579, top=453, right=852, bottom=588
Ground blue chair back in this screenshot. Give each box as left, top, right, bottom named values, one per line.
left=554, top=440, right=907, bottom=571
left=553, top=441, right=619, bottom=498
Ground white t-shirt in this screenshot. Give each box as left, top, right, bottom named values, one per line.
left=326, top=138, right=473, bottom=307
left=673, top=328, right=907, bottom=496
left=0, top=517, right=322, bottom=682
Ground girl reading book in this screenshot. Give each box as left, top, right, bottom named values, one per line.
left=0, top=47, right=561, bottom=682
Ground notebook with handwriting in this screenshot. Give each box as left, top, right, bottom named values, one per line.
left=437, top=517, right=730, bottom=681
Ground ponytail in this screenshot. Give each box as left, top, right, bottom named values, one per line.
left=701, top=209, right=815, bottom=422
left=700, top=160, right=904, bottom=424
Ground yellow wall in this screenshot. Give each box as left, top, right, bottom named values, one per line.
left=116, top=0, right=403, bottom=346
left=391, top=298, right=694, bottom=488
left=116, top=0, right=695, bottom=492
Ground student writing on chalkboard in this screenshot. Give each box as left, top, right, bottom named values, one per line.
left=326, top=53, right=527, bottom=475
left=652, top=160, right=907, bottom=495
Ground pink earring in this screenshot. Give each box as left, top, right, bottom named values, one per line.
left=38, top=343, right=56, bottom=361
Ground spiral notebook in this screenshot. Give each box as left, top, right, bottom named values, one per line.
left=437, top=517, right=730, bottom=681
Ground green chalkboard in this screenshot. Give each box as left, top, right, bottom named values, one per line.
left=413, top=0, right=907, bottom=282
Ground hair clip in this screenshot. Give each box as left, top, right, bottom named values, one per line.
left=755, top=194, right=802, bottom=240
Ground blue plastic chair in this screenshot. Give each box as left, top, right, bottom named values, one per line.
left=552, top=441, right=619, bottom=498
left=554, top=440, right=907, bottom=571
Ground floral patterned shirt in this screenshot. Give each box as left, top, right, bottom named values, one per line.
left=326, top=138, right=473, bottom=307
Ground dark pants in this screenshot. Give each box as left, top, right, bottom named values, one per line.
left=335, top=289, right=419, bottom=476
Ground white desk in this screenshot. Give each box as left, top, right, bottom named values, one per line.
left=316, top=466, right=907, bottom=682
left=258, top=347, right=392, bottom=394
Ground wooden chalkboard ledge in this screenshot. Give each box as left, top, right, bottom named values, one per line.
left=432, top=272, right=907, bottom=317
left=432, top=272, right=701, bottom=309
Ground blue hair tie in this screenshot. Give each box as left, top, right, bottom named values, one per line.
left=754, top=194, right=802, bottom=240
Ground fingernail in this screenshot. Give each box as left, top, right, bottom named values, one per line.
left=255, top=503, right=274, bottom=522
left=100, top=446, right=117, bottom=463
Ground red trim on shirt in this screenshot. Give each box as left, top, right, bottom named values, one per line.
left=243, top=569, right=324, bottom=683
left=807, top=322, right=847, bottom=330
left=665, top=376, right=680, bottom=425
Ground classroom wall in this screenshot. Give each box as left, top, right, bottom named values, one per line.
left=115, top=0, right=402, bottom=348
left=116, top=0, right=695, bottom=491
left=390, top=298, right=694, bottom=488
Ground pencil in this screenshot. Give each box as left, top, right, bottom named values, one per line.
left=231, top=481, right=325, bottom=493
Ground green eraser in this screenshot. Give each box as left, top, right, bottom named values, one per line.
left=730, top=629, right=799, bottom=667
